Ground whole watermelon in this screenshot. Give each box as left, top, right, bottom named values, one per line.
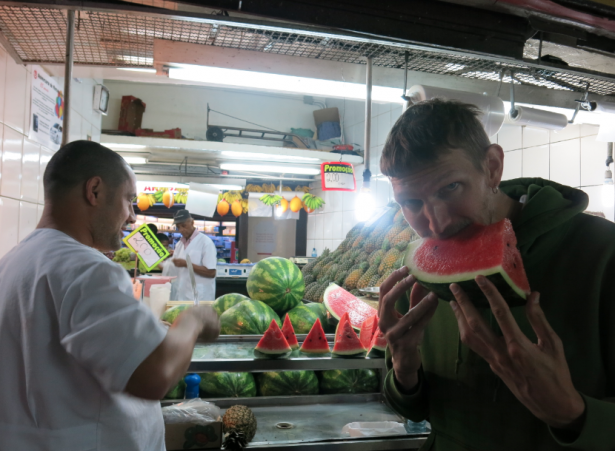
left=247, top=257, right=304, bottom=315
left=163, top=378, right=186, bottom=399
left=304, top=303, right=331, bottom=332
left=213, top=293, right=250, bottom=316
left=199, top=372, right=256, bottom=398
left=257, top=371, right=318, bottom=396
left=319, top=369, right=379, bottom=394
left=161, top=305, right=190, bottom=324
left=219, top=300, right=281, bottom=335
left=286, top=305, right=320, bottom=334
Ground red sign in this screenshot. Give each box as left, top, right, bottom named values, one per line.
left=320, top=162, right=356, bottom=191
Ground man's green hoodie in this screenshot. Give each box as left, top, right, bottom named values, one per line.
left=384, top=178, right=615, bottom=450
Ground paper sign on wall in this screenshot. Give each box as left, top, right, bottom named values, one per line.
left=321, top=162, right=356, bottom=191
left=29, top=65, right=63, bottom=151
left=123, top=224, right=170, bottom=271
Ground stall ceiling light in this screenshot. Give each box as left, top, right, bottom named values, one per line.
left=117, top=68, right=157, bottom=73
left=210, top=184, right=244, bottom=190
left=107, top=143, right=147, bottom=150
left=169, top=64, right=405, bottom=104
left=122, top=156, right=148, bottom=165
left=220, top=163, right=320, bottom=175
left=221, top=150, right=320, bottom=162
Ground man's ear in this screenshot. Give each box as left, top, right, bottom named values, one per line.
left=84, top=176, right=104, bottom=206
left=485, top=144, right=505, bottom=188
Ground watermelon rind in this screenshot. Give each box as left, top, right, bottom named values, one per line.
left=286, top=305, right=320, bottom=334
left=319, top=369, right=379, bottom=394
left=367, top=327, right=387, bottom=357
left=246, top=257, right=305, bottom=314
left=212, top=293, right=251, bottom=316
left=163, top=378, right=186, bottom=399
left=257, top=371, right=319, bottom=396
left=219, top=300, right=281, bottom=335
left=303, top=302, right=331, bottom=332
left=254, top=349, right=292, bottom=359
left=161, top=305, right=190, bottom=324
left=198, top=372, right=257, bottom=398
left=300, top=318, right=330, bottom=355
left=404, top=239, right=527, bottom=308
left=323, top=284, right=377, bottom=331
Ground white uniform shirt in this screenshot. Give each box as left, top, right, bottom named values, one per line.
left=0, top=229, right=167, bottom=451
left=172, top=232, right=217, bottom=301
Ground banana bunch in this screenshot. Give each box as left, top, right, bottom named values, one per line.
left=245, top=184, right=263, bottom=193
left=174, top=188, right=188, bottom=204
left=282, top=186, right=292, bottom=192
left=295, top=185, right=310, bottom=193
left=241, top=198, right=249, bottom=213
left=146, top=193, right=157, bottom=207
left=222, top=190, right=243, bottom=204
left=260, top=194, right=282, bottom=206
left=302, top=193, right=325, bottom=210
left=261, top=183, right=276, bottom=193
left=153, top=189, right=166, bottom=203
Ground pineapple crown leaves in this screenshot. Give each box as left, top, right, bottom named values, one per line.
left=395, top=241, right=409, bottom=252
left=382, top=238, right=391, bottom=251
left=223, top=430, right=248, bottom=451
left=359, top=261, right=369, bottom=271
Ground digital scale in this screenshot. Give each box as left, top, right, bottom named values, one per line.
left=290, top=256, right=316, bottom=269
left=216, top=262, right=255, bottom=279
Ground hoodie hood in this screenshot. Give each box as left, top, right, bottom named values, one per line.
left=500, top=177, right=588, bottom=252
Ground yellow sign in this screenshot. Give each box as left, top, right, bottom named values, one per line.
left=123, top=224, right=170, bottom=272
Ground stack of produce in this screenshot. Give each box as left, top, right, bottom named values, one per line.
left=302, top=203, right=417, bottom=299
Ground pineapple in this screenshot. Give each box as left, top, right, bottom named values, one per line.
left=339, top=258, right=355, bottom=272
left=357, top=257, right=381, bottom=289
left=368, top=273, right=380, bottom=287
left=305, top=282, right=321, bottom=301
left=322, top=248, right=331, bottom=257
left=372, top=207, right=397, bottom=235
left=354, top=250, right=369, bottom=264
left=338, top=237, right=352, bottom=252
left=325, top=263, right=340, bottom=280
left=376, top=269, right=394, bottom=286
left=378, top=242, right=409, bottom=275
left=347, top=222, right=365, bottom=239
left=393, top=209, right=406, bottom=224
left=385, top=223, right=407, bottom=242
left=222, top=405, right=257, bottom=444
left=301, top=255, right=322, bottom=276
left=369, top=249, right=384, bottom=266
left=350, top=289, right=361, bottom=296
left=303, top=274, right=316, bottom=286
left=381, top=238, right=391, bottom=252
left=344, top=262, right=369, bottom=290
left=335, top=270, right=349, bottom=286
left=316, top=283, right=329, bottom=303
left=311, top=257, right=331, bottom=277
left=363, top=233, right=380, bottom=253
left=390, top=226, right=416, bottom=246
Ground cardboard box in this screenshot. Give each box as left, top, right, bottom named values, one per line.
left=165, top=421, right=222, bottom=450
left=118, top=96, right=146, bottom=132
left=313, top=107, right=341, bottom=140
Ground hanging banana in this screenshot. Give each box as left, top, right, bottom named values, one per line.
left=302, top=193, right=325, bottom=210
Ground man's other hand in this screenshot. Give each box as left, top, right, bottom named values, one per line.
left=172, top=258, right=187, bottom=268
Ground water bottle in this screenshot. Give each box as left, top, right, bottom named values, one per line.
left=184, top=373, right=201, bottom=399
left=311, top=247, right=317, bottom=257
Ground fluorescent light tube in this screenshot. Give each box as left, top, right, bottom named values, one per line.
left=209, top=184, right=244, bottom=190
left=106, top=143, right=147, bottom=150
left=169, top=64, right=405, bottom=104
left=221, top=150, right=320, bottom=162
left=220, top=163, right=320, bottom=175
left=117, top=68, right=157, bottom=73
left=122, top=156, right=148, bottom=165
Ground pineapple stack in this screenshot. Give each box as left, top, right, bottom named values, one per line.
left=302, top=202, right=418, bottom=301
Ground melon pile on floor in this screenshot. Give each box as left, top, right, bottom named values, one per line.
left=302, top=203, right=418, bottom=301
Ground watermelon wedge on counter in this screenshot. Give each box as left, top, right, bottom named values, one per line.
left=404, top=219, right=530, bottom=308
left=324, top=284, right=377, bottom=331
left=368, top=327, right=387, bottom=357
left=282, top=314, right=299, bottom=350
left=299, top=318, right=330, bottom=355
left=332, top=312, right=366, bottom=358
left=254, top=319, right=292, bottom=359
left=359, top=315, right=378, bottom=350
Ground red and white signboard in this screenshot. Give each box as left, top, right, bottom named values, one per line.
left=320, top=162, right=356, bottom=191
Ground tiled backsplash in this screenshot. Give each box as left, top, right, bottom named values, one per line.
left=0, top=44, right=102, bottom=259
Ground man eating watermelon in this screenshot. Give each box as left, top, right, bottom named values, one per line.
left=378, top=99, right=614, bottom=450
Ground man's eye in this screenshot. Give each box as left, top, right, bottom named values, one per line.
left=443, top=182, right=459, bottom=191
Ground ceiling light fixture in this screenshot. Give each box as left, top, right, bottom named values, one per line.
left=117, top=68, right=157, bottom=73
left=220, top=150, right=320, bottom=162
left=169, top=64, right=405, bottom=104
left=220, top=163, right=320, bottom=175
left=121, top=156, right=148, bottom=165
left=106, top=143, right=147, bottom=150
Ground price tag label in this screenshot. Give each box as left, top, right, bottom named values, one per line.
left=320, top=162, right=356, bottom=191
left=123, top=224, right=170, bottom=271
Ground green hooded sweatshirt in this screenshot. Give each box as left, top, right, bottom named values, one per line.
left=384, top=178, right=615, bottom=450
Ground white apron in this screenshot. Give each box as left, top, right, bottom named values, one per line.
left=172, top=233, right=217, bottom=301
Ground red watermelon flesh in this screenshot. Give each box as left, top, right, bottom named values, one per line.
left=359, top=315, right=378, bottom=350
left=404, top=219, right=530, bottom=308
left=282, top=314, right=299, bottom=350
left=332, top=312, right=366, bottom=357
left=368, top=326, right=387, bottom=355
left=254, top=319, right=291, bottom=357
left=300, top=318, right=330, bottom=354
left=324, top=284, right=377, bottom=331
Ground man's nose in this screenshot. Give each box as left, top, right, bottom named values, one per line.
left=424, top=203, right=452, bottom=237
left=127, top=207, right=137, bottom=224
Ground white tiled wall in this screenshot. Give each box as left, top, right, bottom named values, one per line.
left=0, top=44, right=102, bottom=258
left=308, top=99, right=613, bottom=255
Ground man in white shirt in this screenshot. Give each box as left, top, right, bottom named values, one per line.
left=167, top=209, right=217, bottom=301
left=0, top=141, right=220, bottom=451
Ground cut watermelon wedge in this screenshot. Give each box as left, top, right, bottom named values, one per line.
left=282, top=314, right=299, bottom=350
left=324, top=284, right=377, bottom=331
left=368, top=326, right=387, bottom=356
left=332, top=312, right=366, bottom=358
left=404, top=218, right=530, bottom=308
left=359, top=314, right=378, bottom=350
left=254, top=319, right=292, bottom=359
left=300, top=318, right=330, bottom=355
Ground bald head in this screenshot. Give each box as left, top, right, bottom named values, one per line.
left=43, top=140, right=131, bottom=202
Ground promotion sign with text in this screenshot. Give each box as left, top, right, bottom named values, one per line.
left=123, top=224, right=170, bottom=272
left=320, top=162, right=356, bottom=191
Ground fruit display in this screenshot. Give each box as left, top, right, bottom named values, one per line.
left=217, top=199, right=230, bottom=216
left=161, top=305, right=190, bottom=324
left=303, top=302, right=330, bottom=332
left=199, top=372, right=257, bottom=398
left=257, top=371, right=319, bottom=396
left=286, top=304, right=321, bottom=334
left=323, top=284, right=377, bottom=331
left=319, top=369, right=379, bottom=394
left=404, top=218, right=530, bottom=308
left=359, top=314, right=378, bottom=350
left=240, top=258, right=251, bottom=264
left=368, top=326, right=387, bottom=356
left=253, top=319, right=292, bottom=359
left=281, top=314, right=299, bottom=350
left=219, top=300, right=281, bottom=335
left=299, top=318, right=330, bottom=354
left=163, top=378, right=186, bottom=399
left=212, top=293, right=251, bottom=316
left=222, top=405, right=257, bottom=450
left=246, top=257, right=305, bottom=315
left=331, top=312, right=366, bottom=358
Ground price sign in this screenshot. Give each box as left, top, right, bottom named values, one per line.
left=320, top=162, right=356, bottom=191
left=123, top=224, right=170, bottom=271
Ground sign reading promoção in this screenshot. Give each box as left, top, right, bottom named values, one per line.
left=123, top=224, right=170, bottom=271
left=320, top=162, right=356, bottom=191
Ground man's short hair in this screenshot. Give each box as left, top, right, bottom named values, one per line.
left=380, top=98, right=492, bottom=178
left=156, top=233, right=169, bottom=243
left=43, top=141, right=130, bottom=201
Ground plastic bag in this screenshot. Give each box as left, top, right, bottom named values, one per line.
left=342, top=421, right=407, bottom=437
left=162, top=398, right=221, bottom=425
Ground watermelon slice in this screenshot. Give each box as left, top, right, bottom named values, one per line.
left=359, top=314, right=378, bottom=350
left=324, top=284, right=377, bottom=331
left=282, top=314, right=299, bottom=350
left=332, top=312, right=366, bottom=358
left=299, top=318, right=330, bottom=354
left=404, top=219, right=530, bottom=308
left=254, top=319, right=292, bottom=359
left=368, top=326, right=387, bottom=356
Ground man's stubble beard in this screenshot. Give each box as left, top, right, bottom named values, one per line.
left=91, top=204, right=124, bottom=252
